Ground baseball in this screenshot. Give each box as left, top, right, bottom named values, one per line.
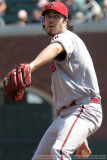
left=81, top=149, right=88, bottom=155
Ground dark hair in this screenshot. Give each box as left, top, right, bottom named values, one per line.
left=66, top=20, right=74, bottom=31
left=63, top=15, right=73, bottom=31
left=42, top=15, right=73, bottom=31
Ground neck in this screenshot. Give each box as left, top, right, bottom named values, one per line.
left=49, top=28, right=67, bottom=40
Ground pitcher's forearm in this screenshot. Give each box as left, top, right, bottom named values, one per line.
left=30, top=43, right=64, bottom=73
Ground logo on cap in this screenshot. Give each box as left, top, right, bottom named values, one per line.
left=49, top=2, right=58, bottom=8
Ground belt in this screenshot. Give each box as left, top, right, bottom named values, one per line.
left=61, top=98, right=101, bottom=110
left=90, top=98, right=101, bottom=104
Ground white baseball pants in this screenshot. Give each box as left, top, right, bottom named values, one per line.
left=31, top=103, right=102, bottom=160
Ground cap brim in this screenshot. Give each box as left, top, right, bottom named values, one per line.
left=42, top=9, right=62, bottom=16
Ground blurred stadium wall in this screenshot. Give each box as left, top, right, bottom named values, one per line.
left=0, top=23, right=107, bottom=160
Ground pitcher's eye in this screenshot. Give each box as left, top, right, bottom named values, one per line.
left=45, top=14, right=61, bottom=19
left=54, top=15, right=60, bottom=18
left=45, top=15, right=50, bottom=18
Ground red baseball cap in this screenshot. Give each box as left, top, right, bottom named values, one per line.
left=42, top=2, right=68, bottom=18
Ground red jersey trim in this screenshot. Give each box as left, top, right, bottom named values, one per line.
left=50, top=60, right=57, bottom=73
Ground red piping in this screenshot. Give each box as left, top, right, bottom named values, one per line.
left=60, top=105, right=84, bottom=160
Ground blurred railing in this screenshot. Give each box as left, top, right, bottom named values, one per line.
left=0, top=22, right=107, bottom=37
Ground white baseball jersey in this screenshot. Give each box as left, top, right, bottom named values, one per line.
left=32, top=30, right=103, bottom=160
left=51, top=30, right=101, bottom=110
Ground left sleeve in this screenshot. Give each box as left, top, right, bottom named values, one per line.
left=51, top=33, right=74, bottom=56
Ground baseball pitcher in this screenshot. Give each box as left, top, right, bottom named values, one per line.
left=3, top=2, right=103, bottom=160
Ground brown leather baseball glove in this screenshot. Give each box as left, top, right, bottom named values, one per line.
left=3, top=63, right=31, bottom=102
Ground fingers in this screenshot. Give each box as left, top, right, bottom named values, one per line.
left=76, top=148, right=91, bottom=158
left=76, top=140, right=91, bottom=158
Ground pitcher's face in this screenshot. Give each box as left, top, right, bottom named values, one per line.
left=44, top=10, right=68, bottom=38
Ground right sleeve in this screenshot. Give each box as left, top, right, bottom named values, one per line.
left=51, top=33, right=74, bottom=57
